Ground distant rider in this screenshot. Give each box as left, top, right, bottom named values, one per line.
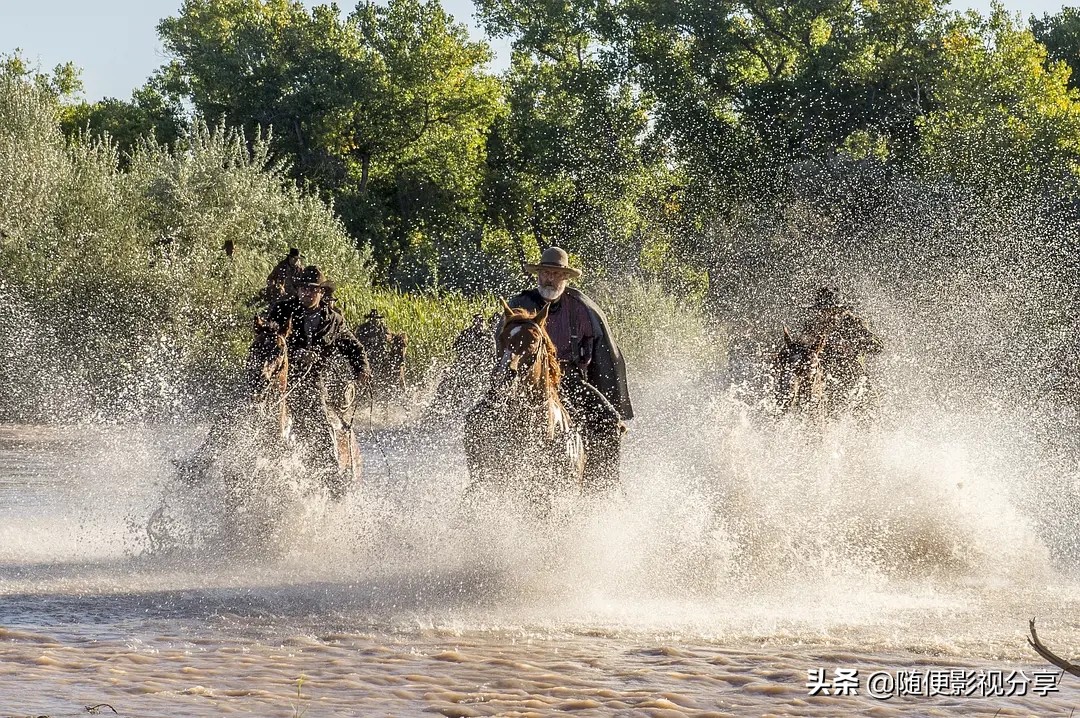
left=250, top=247, right=304, bottom=308
left=260, top=265, right=370, bottom=498
left=798, top=286, right=883, bottom=411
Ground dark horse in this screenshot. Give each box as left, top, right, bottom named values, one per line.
left=773, top=311, right=880, bottom=421
left=172, top=315, right=292, bottom=487
left=222, top=315, right=298, bottom=525
left=354, top=310, right=408, bottom=415
left=774, top=326, right=827, bottom=417
left=238, top=313, right=363, bottom=495
left=155, top=316, right=296, bottom=552
left=463, top=302, right=585, bottom=503
left=245, top=315, right=293, bottom=439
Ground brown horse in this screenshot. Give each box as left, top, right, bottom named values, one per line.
left=173, top=315, right=292, bottom=490
left=239, top=314, right=363, bottom=501
left=773, top=310, right=880, bottom=420
left=246, top=315, right=292, bottom=439
left=354, top=310, right=408, bottom=414
left=463, top=302, right=585, bottom=503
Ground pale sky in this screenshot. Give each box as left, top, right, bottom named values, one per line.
left=0, top=0, right=1068, bottom=101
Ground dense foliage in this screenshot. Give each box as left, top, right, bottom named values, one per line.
left=0, top=59, right=369, bottom=418
left=6, top=0, right=1080, bottom=418
left=53, top=0, right=1080, bottom=288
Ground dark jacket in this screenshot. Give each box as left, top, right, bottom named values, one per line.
left=508, top=287, right=634, bottom=420
left=263, top=296, right=370, bottom=382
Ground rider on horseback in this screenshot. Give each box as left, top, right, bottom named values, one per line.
left=259, top=265, right=370, bottom=498
left=250, top=247, right=305, bottom=309
left=506, top=247, right=632, bottom=492
left=797, top=286, right=883, bottom=412
left=354, top=308, right=408, bottom=411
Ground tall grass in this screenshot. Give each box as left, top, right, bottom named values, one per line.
left=334, top=285, right=494, bottom=382
left=585, top=277, right=717, bottom=374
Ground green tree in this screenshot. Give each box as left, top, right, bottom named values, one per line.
left=1, top=50, right=82, bottom=98
left=918, top=8, right=1080, bottom=192
left=60, top=78, right=186, bottom=160
left=609, top=0, right=948, bottom=183
left=476, top=0, right=954, bottom=278
left=1032, top=7, right=1080, bottom=89
left=158, top=0, right=501, bottom=284
left=475, top=0, right=683, bottom=276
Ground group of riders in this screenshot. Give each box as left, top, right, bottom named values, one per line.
left=190, top=245, right=883, bottom=502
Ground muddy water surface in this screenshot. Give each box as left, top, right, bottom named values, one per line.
left=2, top=384, right=1080, bottom=718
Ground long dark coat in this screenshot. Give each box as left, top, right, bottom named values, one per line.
left=262, top=296, right=370, bottom=384
left=508, top=287, right=634, bottom=420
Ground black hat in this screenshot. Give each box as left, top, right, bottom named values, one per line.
left=297, top=265, right=336, bottom=291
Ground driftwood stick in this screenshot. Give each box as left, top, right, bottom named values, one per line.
left=1028, top=618, right=1080, bottom=678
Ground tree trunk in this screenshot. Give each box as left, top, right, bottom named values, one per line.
left=359, top=153, right=371, bottom=195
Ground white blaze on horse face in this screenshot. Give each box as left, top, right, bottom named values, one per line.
left=497, top=348, right=513, bottom=376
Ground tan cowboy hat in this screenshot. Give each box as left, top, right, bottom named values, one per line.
left=297, top=265, right=337, bottom=291
left=522, top=247, right=582, bottom=279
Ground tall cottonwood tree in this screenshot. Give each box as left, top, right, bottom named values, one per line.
left=919, top=8, right=1080, bottom=193
left=158, top=0, right=502, bottom=283
left=476, top=0, right=682, bottom=276
left=1033, top=7, right=1080, bottom=89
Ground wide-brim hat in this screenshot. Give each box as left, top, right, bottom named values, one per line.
left=297, top=264, right=336, bottom=291
left=522, top=247, right=582, bottom=279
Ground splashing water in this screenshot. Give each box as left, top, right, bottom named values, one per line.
left=5, top=178, right=1080, bottom=715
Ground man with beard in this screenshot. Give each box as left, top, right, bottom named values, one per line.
left=506, top=247, right=632, bottom=492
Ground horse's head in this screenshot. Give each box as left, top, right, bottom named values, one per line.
left=495, top=301, right=561, bottom=391
left=247, top=315, right=291, bottom=397
left=774, top=325, right=826, bottom=409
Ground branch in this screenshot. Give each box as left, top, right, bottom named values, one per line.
left=733, top=33, right=779, bottom=78
left=1028, top=618, right=1080, bottom=678
left=743, top=0, right=803, bottom=49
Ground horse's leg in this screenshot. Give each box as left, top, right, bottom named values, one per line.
left=326, top=424, right=360, bottom=500
left=463, top=398, right=502, bottom=498
left=563, top=376, right=622, bottom=495
left=462, top=403, right=488, bottom=492
left=582, top=423, right=621, bottom=494
left=324, top=410, right=358, bottom=501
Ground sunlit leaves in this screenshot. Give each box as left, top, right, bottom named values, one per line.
left=918, top=7, right=1080, bottom=190
left=157, top=0, right=502, bottom=284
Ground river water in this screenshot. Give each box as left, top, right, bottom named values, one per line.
left=4, top=364, right=1080, bottom=718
